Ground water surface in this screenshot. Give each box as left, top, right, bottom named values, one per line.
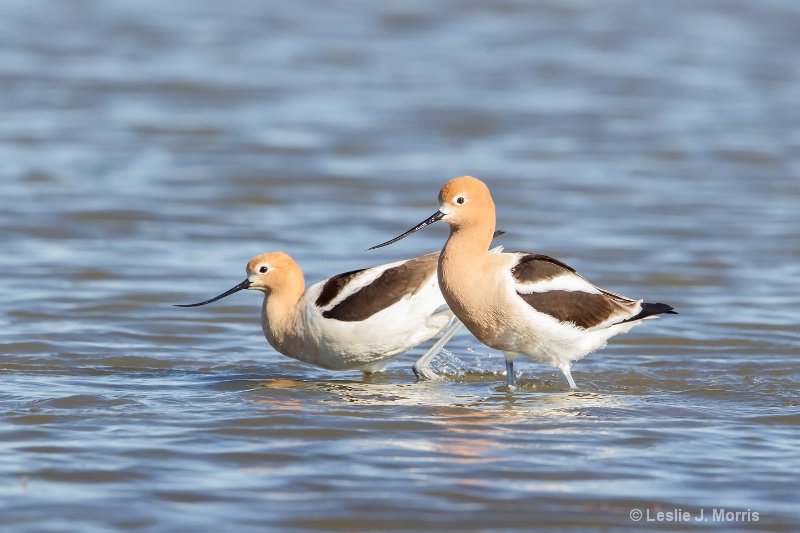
left=2, top=0, right=799, bottom=531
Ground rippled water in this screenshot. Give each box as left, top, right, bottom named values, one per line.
left=2, top=0, right=799, bottom=531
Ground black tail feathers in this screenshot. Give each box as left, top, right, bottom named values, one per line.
left=621, top=302, right=677, bottom=323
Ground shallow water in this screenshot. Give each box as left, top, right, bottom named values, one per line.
left=2, top=0, right=799, bottom=531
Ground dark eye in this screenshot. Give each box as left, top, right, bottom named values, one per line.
left=259, top=266, right=268, bottom=273
left=456, top=196, right=465, bottom=205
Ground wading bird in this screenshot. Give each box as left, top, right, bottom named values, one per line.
left=177, top=242, right=500, bottom=378
left=370, top=176, right=675, bottom=388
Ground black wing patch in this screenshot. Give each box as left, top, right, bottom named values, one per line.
left=315, top=268, right=366, bottom=308
left=511, top=253, right=677, bottom=328
left=517, top=290, right=619, bottom=329
left=512, top=253, right=616, bottom=328
left=320, top=253, right=439, bottom=322
left=510, top=253, right=577, bottom=283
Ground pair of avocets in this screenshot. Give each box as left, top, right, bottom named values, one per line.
left=178, top=176, right=675, bottom=389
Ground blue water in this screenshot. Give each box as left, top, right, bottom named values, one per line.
left=2, top=1, right=799, bottom=531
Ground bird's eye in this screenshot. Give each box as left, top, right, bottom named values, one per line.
left=456, top=196, right=465, bottom=205
left=259, top=266, right=268, bottom=273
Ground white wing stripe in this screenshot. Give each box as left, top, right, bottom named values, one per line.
left=516, top=273, right=602, bottom=295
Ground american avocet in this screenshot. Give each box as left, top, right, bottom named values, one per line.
left=370, top=176, right=676, bottom=389
left=176, top=250, right=481, bottom=377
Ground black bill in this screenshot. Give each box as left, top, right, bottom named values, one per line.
left=367, top=210, right=445, bottom=250
left=174, top=279, right=252, bottom=307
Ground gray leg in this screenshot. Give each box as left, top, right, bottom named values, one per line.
left=412, top=320, right=464, bottom=380
left=560, top=364, right=577, bottom=389
left=504, top=356, right=516, bottom=388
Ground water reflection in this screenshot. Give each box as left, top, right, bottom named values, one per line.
left=249, top=373, right=629, bottom=420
